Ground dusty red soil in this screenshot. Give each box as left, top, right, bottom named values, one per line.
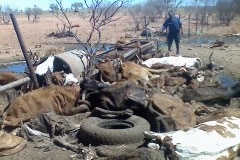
left=1, top=13, right=240, bottom=78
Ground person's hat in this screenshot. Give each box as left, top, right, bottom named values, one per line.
left=168, top=10, right=174, bottom=15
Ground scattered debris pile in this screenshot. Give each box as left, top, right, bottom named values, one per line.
left=0, top=40, right=240, bottom=159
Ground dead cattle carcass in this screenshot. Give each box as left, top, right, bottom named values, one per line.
left=142, top=56, right=202, bottom=69
left=78, top=80, right=151, bottom=145
left=147, top=92, right=196, bottom=132
left=33, top=50, right=88, bottom=86
left=97, top=60, right=167, bottom=83
left=182, top=83, right=240, bottom=104
left=0, top=72, right=25, bottom=85
left=144, top=116, right=240, bottom=160
left=0, top=72, right=27, bottom=91
left=86, top=80, right=148, bottom=116
left=2, top=85, right=89, bottom=128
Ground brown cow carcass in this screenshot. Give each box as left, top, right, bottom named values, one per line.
left=97, top=60, right=167, bottom=83
left=0, top=72, right=25, bottom=85
left=147, top=92, right=196, bottom=132
left=2, top=85, right=89, bottom=128
left=86, top=80, right=148, bottom=114
left=0, top=72, right=27, bottom=92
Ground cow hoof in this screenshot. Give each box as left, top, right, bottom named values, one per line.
left=79, top=104, right=90, bottom=112
left=125, top=109, right=133, bottom=116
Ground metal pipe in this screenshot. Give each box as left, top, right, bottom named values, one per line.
left=0, top=77, right=30, bottom=93
left=10, top=14, right=39, bottom=89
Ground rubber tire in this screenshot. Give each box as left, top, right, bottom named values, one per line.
left=78, top=115, right=150, bottom=145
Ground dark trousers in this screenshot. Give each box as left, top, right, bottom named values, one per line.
left=167, top=32, right=180, bottom=54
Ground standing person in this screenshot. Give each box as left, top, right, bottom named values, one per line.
left=160, top=11, right=183, bottom=56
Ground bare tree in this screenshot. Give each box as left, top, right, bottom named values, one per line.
left=84, top=0, right=128, bottom=43
left=142, top=0, right=164, bottom=22
left=233, top=0, right=240, bottom=14
left=146, top=0, right=186, bottom=20
left=55, top=0, right=129, bottom=78
left=32, top=5, right=43, bottom=22
left=25, top=8, right=32, bottom=21
left=216, top=0, right=236, bottom=26
left=185, top=0, right=214, bottom=33
left=0, top=5, right=2, bottom=24
left=198, top=0, right=212, bottom=33
left=173, top=0, right=185, bottom=9
left=1, top=5, right=13, bottom=24
left=49, top=3, right=59, bottom=14
left=71, top=2, right=83, bottom=12
left=128, top=4, right=143, bottom=31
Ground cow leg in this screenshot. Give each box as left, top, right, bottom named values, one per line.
left=155, top=116, right=177, bottom=132
left=100, top=96, right=114, bottom=110
left=3, top=119, right=23, bottom=128
left=77, top=100, right=91, bottom=108
left=64, top=104, right=89, bottom=116
left=91, top=107, right=133, bottom=116
left=3, top=113, right=33, bottom=128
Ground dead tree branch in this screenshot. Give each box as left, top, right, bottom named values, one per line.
left=55, top=0, right=129, bottom=79
left=56, top=0, right=82, bottom=43
left=84, top=0, right=127, bottom=43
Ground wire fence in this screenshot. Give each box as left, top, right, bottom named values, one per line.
left=179, top=13, right=225, bottom=38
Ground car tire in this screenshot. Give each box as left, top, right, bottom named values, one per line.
left=78, top=115, right=150, bottom=145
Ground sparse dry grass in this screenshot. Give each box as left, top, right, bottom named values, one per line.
left=0, top=13, right=138, bottom=62
left=205, top=17, right=240, bottom=36
left=1, top=12, right=240, bottom=160
left=0, top=12, right=239, bottom=64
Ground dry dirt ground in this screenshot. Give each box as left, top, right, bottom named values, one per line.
left=0, top=13, right=240, bottom=78
left=0, top=13, right=240, bottom=160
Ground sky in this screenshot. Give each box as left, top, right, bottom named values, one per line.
left=0, top=0, right=147, bottom=11
left=0, top=0, right=81, bottom=11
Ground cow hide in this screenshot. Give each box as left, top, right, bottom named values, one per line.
left=144, top=116, right=240, bottom=160
left=142, top=56, right=202, bottom=69
left=197, top=108, right=240, bottom=124
left=86, top=80, right=148, bottom=116
left=2, top=85, right=88, bottom=128
left=147, top=92, right=196, bottom=132
left=0, top=89, right=21, bottom=115
left=0, top=72, right=25, bottom=87
left=0, top=72, right=25, bottom=85
left=35, top=55, right=55, bottom=76
left=97, top=61, right=167, bottom=83
left=182, top=84, right=240, bottom=103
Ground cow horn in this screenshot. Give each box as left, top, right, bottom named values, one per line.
left=100, top=73, right=107, bottom=84
left=209, top=52, right=214, bottom=63
left=77, top=100, right=91, bottom=107
left=180, top=67, right=187, bottom=72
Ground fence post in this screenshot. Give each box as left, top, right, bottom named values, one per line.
left=144, top=16, right=148, bottom=40
left=195, top=13, right=198, bottom=35
left=10, top=13, right=39, bottom=89
left=207, top=14, right=209, bottom=30
left=188, top=14, right=190, bottom=38
left=212, top=15, right=214, bottom=28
